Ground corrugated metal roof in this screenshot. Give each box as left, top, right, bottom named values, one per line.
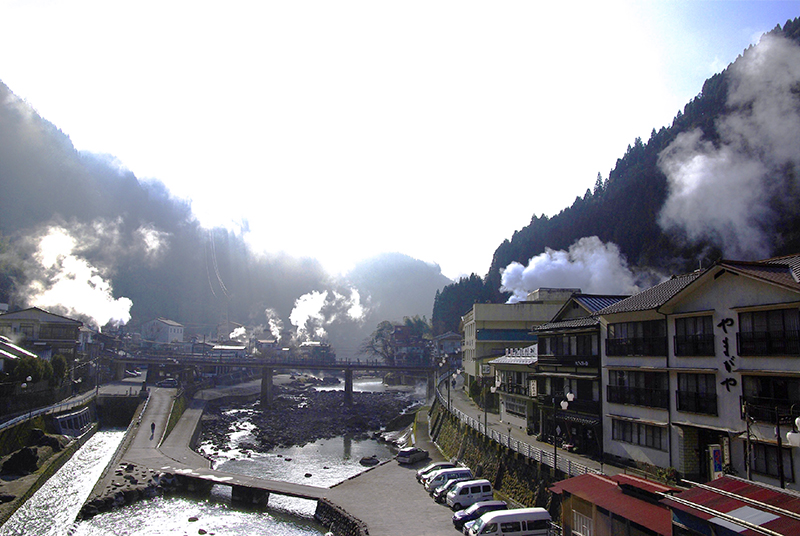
left=535, top=317, right=599, bottom=331
left=550, top=473, right=676, bottom=536
left=489, top=355, right=538, bottom=366
left=573, top=294, right=629, bottom=313
left=597, top=272, right=702, bottom=315
left=662, top=475, right=800, bottom=536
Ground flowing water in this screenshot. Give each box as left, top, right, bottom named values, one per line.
left=1, top=378, right=417, bottom=535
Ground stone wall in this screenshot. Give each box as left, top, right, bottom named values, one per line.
left=430, top=401, right=558, bottom=514
left=315, top=498, right=369, bottom=536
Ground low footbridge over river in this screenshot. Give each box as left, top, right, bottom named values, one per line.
left=105, top=387, right=328, bottom=507
left=108, top=353, right=436, bottom=406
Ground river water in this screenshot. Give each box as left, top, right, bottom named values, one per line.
left=1, top=378, right=419, bottom=535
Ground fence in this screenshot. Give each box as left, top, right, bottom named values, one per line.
left=435, top=374, right=600, bottom=478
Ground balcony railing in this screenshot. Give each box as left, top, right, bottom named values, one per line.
left=676, top=390, right=718, bottom=415
left=497, top=384, right=528, bottom=396
left=606, top=337, right=667, bottom=357
left=737, top=331, right=800, bottom=356
left=674, top=334, right=715, bottom=356
left=741, top=395, right=800, bottom=423
left=607, top=385, right=669, bottom=409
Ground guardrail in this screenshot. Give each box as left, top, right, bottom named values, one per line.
left=434, top=374, right=599, bottom=478
left=0, top=389, right=98, bottom=433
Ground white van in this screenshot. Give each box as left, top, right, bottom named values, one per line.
left=446, top=479, right=493, bottom=510
left=424, top=467, right=473, bottom=492
left=466, top=508, right=551, bottom=536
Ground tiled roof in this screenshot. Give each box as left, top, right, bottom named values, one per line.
left=596, top=272, right=702, bottom=315
left=762, top=253, right=800, bottom=281
left=722, top=256, right=800, bottom=291
left=0, top=307, right=82, bottom=325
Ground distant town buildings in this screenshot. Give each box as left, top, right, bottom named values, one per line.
left=140, top=317, right=184, bottom=344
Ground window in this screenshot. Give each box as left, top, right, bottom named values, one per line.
left=500, top=521, right=521, bottom=532
left=742, top=376, right=800, bottom=422
left=676, top=373, right=717, bottom=415
left=506, top=398, right=526, bottom=417
left=612, top=419, right=667, bottom=451
left=607, top=320, right=667, bottom=356
left=573, top=511, right=593, bottom=536
left=739, top=309, right=800, bottom=355
left=607, top=371, right=669, bottom=408
left=752, top=443, right=794, bottom=482
left=675, top=316, right=715, bottom=356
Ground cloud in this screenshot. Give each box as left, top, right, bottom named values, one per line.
left=500, top=237, right=646, bottom=303
left=657, top=33, right=800, bottom=259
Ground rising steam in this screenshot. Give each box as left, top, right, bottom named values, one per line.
left=22, top=226, right=133, bottom=328
left=500, top=237, right=648, bottom=303
left=658, top=33, right=800, bottom=259
left=289, top=287, right=367, bottom=341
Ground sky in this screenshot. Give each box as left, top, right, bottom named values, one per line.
left=1, top=1, right=798, bottom=281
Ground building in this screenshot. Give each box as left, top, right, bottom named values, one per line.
left=0, top=307, right=82, bottom=359
left=391, top=325, right=431, bottom=365
left=433, top=331, right=462, bottom=358
left=662, top=475, right=800, bottom=535
left=597, top=254, right=800, bottom=490
left=0, top=335, right=38, bottom=371
left=551, top=472, right=679, bottom=536
left=460, top=288, right=577, bottom=388
left=531, top=293, right=628, bottom=458
left=140, top=318, right=184, bottom=344
left=489, top=345, right=538, bottom=433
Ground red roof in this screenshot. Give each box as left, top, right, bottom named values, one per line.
left=662, top=476, right=800, bottom=536
left=551, top=473, right=676, bottom=536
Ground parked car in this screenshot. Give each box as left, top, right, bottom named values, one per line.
left=432, top=475, right=471, bottom=503
left=424, top=467, right=473, bottom=493
left=466, top=508, right=551, bottom=536
left=446, top=479, right=494, bottom=510
left=397, top=446, right=429, bottom=464
left=156, top=378, right=178, bottom=388
left=416, top=461, right=455, bottom=483
left=452, top=500, right=508, bottom=531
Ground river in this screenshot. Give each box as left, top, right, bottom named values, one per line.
left=0, top=378, right=419, bottom=535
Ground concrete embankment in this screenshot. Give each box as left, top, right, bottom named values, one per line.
left=0, top=421, right=98, bottom=527
left=429, top=398, right=557, bottom=512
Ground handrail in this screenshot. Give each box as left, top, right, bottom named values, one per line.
left=434, top=374, right=600, bottom=478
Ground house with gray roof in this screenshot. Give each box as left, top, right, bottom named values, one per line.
left=598, top=254, right=800, bottom=490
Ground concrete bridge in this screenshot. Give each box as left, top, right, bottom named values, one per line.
left=108, top=353, right=436, bottom=407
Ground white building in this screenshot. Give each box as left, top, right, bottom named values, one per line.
left=598, top=254, right=800, bottom=490
left=141, top=318, right=184, bottom=343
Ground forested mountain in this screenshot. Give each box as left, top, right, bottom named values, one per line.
left=432, top=17, right=800, bottom=335
left=0, top=81, right=450, bottom=356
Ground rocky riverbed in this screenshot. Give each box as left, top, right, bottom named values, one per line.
left=199, top=382, right=419, bottom=453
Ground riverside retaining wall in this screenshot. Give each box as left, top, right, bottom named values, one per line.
left=429, top=399, right=559, bottom=515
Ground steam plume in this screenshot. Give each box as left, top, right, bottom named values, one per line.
left=658, top=34, right=800, bottom=258
left=22, top=226, right=133, bottom=328
left=500, top=236, right=646, bottom=303
left=289, top=287, right=367, bottom=341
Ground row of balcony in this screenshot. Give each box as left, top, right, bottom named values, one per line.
left=605, top=331, right=800, bottom=357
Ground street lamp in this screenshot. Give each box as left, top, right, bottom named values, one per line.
left=21, top=376, right=32, bottom=420
left=553, top=390, right=575, bottom=477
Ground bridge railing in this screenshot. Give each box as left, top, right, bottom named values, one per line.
left=434, top=375, right=599, bottom=478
